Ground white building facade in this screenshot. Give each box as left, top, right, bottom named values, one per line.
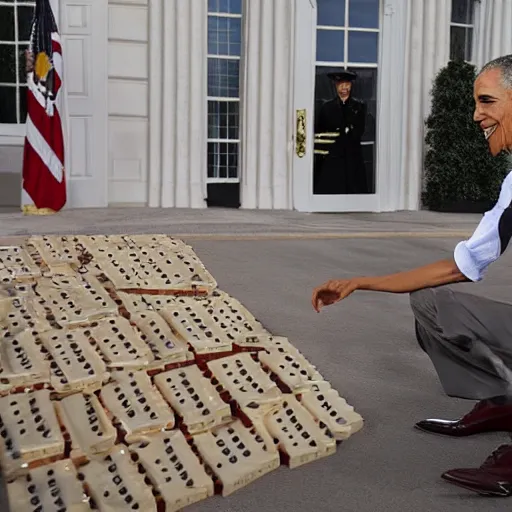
left=0, top=0, right=511, bottom=212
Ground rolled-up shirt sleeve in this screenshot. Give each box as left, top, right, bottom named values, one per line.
left=454, top=170, right=512, bottom=282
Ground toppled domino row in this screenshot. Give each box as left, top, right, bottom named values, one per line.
left=0, top=353, right=362, bottom=478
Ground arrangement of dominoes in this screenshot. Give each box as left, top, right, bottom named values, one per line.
left=0, top=234, right=363, bottom=511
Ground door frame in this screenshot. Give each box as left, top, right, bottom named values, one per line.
left=59, top=0, right=109, bottom=208
left=292, top=0, right=385, bottom=213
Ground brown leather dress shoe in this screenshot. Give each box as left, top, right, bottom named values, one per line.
left=415, top=399, right=512, bottom=436
left=442, top=444, right=512, bottom=497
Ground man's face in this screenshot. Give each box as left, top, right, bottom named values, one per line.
left=474, top=68, right=512, bottom=156
left=336, top=80, right=352, bottom=97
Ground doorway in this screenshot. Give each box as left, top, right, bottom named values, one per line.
left=293, top=0, right=382, bottom=212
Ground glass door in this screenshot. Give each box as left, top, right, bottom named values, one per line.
left=293, top=0, right=382, bottom=212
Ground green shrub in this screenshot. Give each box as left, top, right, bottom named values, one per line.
left=422, top=59, right=509, bottom=211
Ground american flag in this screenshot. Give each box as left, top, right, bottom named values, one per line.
left=22, top=0, right=66, bottom=214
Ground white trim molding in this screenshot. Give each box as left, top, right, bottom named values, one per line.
left=148, top=0, right=208, bottom=208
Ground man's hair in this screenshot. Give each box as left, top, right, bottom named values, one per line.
left=479, top=54, right=512, bottom=89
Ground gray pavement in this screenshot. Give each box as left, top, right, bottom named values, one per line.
left=0, top=206, right=480, bottom=238
left=182, top=236, right=511, bottom=512
left=1, top=208, right=511, bottom=511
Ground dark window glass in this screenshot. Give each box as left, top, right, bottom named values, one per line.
left=451, top=0, right=474, bottom=24
left=348, top=31, right=379, bottom=63
left=348, top=0, right=380, bottom=29
left=208, top=0, right=242, bottom=15
left=17, top=44, right=28, bottom=83
left=317, top=0, right=346, bottom=27
left=208, top=100, right=239, bottom=140
left=207, top=3, right=241, bottom=184
left=208, top=58, right=240, bottom=97
left=313, top=66, right=378, bottom=194
left=0, top=86, right=17, bottom=123
left=17, top=6, right=34, bottom=42
left=207, top=142, right=239, bottom=179
left=0, top=2, right=34, bottom=124
left=0, top=6, right=15, bottom=41
left=208, top=16, right=241, bottom=56
left=0, top=43, right=16, bottom=83
left=19, top=85, right=28, bottom=123
left=450, top=26, right=473, bottom=61
left=316, top=29, right=345, bottom=62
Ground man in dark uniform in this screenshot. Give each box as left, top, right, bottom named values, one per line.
left=312, top=55, right=512, bottom=497
left=314, top=70, right=368, bottom=195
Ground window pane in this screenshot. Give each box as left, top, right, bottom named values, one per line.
left=208, top=58, right=240, bottom=97
left=313, top=66, right=378, bottom=195
left=0, top=6, right=15, bottom=41
left=348, top=0, right=380, bottom=29
left=0, top=86, right=17, bottom=123
left=18, top=44, right=28, bottom=83
left=208, top=100, right=239, bottom=139
left=207, top=142, right=239, bottom=179
left=316, top=29, right=344, bottom=62
left=17, top=5, right=34, bottom=42
left=317, top=0, right=346, bottom=27
left=348, top=31, right=378, bottom=63
left=19, top=85, right=28, bottom=123
left=208, top=0, right=242, bottom=15
left=0, top=43, right=16, bottom=83
left=450, top=26, right=472, bottom=61
left=208, top=16, right=241, bottom=56
left=314, top=66, right=377, bottom=143
left=451, top=0, right=474, bottom=24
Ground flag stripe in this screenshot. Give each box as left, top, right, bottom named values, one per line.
left=26, top=91, right=65, bottom=164
left=23, top=141, right=66, bottom=211
left=26, top=113, right=64, bottom=183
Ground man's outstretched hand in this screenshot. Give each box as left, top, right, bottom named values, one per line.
left=311, top=260, right=468, bottom=313
left=312, top=279, right=358, bottom=312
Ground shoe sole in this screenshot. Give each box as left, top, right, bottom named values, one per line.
left=414, top=423, right=512, bottom=438
left=442, top=475, right=512, bottom=497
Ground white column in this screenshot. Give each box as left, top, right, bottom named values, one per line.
left=474, top=0, right=512, bottom=71
left=148, top=0, right=208, bottom=208
left=369, top=0, right=452, bottom=212
left=376, top=0, right=408, bottom=212
left=396, top=0, right=450, bottom=211
left=239, top=0, right=295, bottom=209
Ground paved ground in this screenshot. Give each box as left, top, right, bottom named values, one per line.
left=1, top=208, right=510, bottom=512
left=0, top=206, right=480, bottom=237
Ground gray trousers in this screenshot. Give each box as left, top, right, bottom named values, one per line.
left=410, top=287, right=512, bottom=400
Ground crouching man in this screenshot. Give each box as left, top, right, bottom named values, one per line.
left=312, top=54, right=512, bottom=497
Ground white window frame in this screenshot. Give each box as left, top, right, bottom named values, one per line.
left=0, top=0, right=36, bottom=144
left=449, top=0, right=475, bottom=63
left=206, top=7, right=243, bottom=184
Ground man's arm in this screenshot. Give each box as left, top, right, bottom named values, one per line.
left=312, top=171, right=512, bottom=312
left=312, top=259, right=467, bottom=311
left=354, top=258, right=468, bottom=293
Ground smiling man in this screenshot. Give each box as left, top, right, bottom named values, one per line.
left=312, top=54, right=512, bottom=497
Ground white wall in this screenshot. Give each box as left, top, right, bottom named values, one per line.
left=0, top=146, right=23, bottom=207
left=107, top=0, right=149, bottom=205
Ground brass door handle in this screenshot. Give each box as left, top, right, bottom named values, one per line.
left=296, top=109, right=306, bottom=158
